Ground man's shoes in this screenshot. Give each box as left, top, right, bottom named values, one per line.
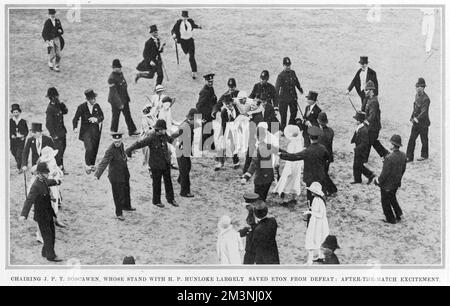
left=154, top=203, right=165, bottom=208
left=85, top=165, right=92, bottom=175
left=117, top=215, right=125, bottom=221
left=54, top=66, right=60, bottom=72
left=382, top=219, right=396, bottom=224
left=192, top=72, right=197, bottom=80
left=233, top=162, right=240, bottom=169
left=350, top=181, right=362, bottom=185
left=417, top=157, right=428, bottom=161
left=123, top=207, right=136, bottom=211
left=36, top=235, right=43, bottom=244
left=367, top=175, right=375, bottom=185
left=312, top=258, right=324, bottom=263
left=396, top=214, right=403, bottom=222
left=55, top=220, right=66, bottom=228
left=47, top=256, right=63, bottom=262
left=180, top=193, right=194, bottom=198
left=168, top=200, right=179, bottom=207
left=406, top=158, right=413, bottom=163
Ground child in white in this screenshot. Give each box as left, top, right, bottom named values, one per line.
left=141, top=104, right=157, bottom=166
left=216, top=215, right=243, bottom=264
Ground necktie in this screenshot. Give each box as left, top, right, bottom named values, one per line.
left=184, top=20, right=188, bottom=31
left=37, top=139, right=41, bottom=155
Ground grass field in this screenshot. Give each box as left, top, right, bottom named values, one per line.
left=8, top=7, right=442, bottom=265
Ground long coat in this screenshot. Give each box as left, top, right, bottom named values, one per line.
left=10, top=118, right=28, bottom=142
left=46, top=99, right=68, bottom=138
left=410, top=92, right=431, bottom=127
left=137, top=37, right=162, bottom=72
left=275, top=69, right=303, bottom=101
left=72, top=102, right=104, bottom=141
left=196, top=85, right=217, bottom=123
left=318, top=126, right=334, bottom=162
left=94, top=143, right=130, bottom=183
left=21, top=176, right=59, bottom=222
left=347, top=67, right=378, bottom=98
left=252, top=217, right=280, bottom=264
left=351, top=124, right=370, bottom=163
left=42, top=18, right=65, bottom=50
left=22, top=135, right=54, bottom=167
left=364, top=96, right=382, bottom=132
left=108, top=71, right=130, bottom=109
left=378, top=149, right=407, bottom=191
left=247, top=142, right=275, bottom=185
left=171, top=18, right=201, bottom=41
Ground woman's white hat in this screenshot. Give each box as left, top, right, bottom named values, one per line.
left=218, top=215, right=231, bottom=230
left=284, top=124, right=301, bottom=141
left=306, top=182, right=324, bottom=197
left=237, top=91, right=247, bottom=99
left=40, top=146, right=58, bottom=162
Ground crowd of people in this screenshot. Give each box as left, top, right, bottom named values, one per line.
left=11, top=9, right=432, bottom=264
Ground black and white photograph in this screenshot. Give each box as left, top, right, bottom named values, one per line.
left=1, top=0, right=449, bottom=287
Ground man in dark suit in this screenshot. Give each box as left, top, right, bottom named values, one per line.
left=346, top=56, right=378, bottom=110
left=73, top=89, right=104, bottom=174
left=20, top=162, right=62, bottom=262
left=350, top=112, right=375, bottom=184
left=213, top=78, right=240, bottom=115
left=280, top=125, right=330, bottom=204
left=42, top=9, right=64, bottom=72
left=252, top=200, right=280, bottom=264
left=249, top=70, right=277, bottom=108
left=126, top=119, right=178, bottom=208
left=45, top=87, right=68, bottom=173
left=275, top=57, right=303, bottom=132
left=298, top=91, right=321, bottom=147
left=10, top=103, right=28, bottom=173
left=317, top=112, right=337, bottom=195
left=374, top=135, right=407, bottom=224
left=171, top=10, right=202, bottom=79
left=406, top=78, right=431, bottom=162
left=135, top=25, right=165, bottom=86
left=22, top=123, right=54, bottom=171
left=196, top=73, right=217, bottom=151
left=108, top=59, right=139, bottom=136
left=95, top=133, right=135, bottom=221
left=238, top=192, right=259, bottom=264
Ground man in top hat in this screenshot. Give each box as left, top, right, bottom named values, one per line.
left=135, top=24, right=166, bottom=86
left=171, top=10, right=202, bottom=79
left=214, top=78, right=240, bottom=116
left=363, top=80, right=389, bottom=159
left=299, top=91, right=321, bottom=147
left=257, top=93, right=279, bottom=133
left=72, top=89, right=105, bottom=174
left=346, top=56, right=378, bottom=108
left=126, top=119, right=178, bottom=208
left=238, top=192, right=259, bottom=264
left=351, top=111, right=375, bottom=184
left=319, top=235, right=340, bottom=264
left=317, top=112, right=337, bottom=195
left=196, top=73, right=217, bottom=150
left=42, top=9, right=64, bottom=72
left=45, top=87, right=68, bottom=174
left=10, top=104, right=29, bottom=173
left=95, top=132, right=135, bottom=221
left=374, top=134, right=407, bottom=224
left=280, top=125, right=330, bottom=204
left=20, top=162, right=63, bottom=262
left=406, top=77, right=430, bottom=162
left=22, top=123, right=54, bottom=171
left=108, top=59, right=139, bottom=136
left=249, top=70, right=277, bottom=108
left=275, top=57, right=303, bottom=133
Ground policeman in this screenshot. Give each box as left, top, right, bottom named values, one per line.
left=196, top=73, right=217, bottom=150
left=275, top=57, right=303, bottom=132
left=249, top=70, right=277, bottom=108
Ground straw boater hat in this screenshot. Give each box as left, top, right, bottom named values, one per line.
left=306, top=182, right=324, bottom=197
left=218, top=215, right=232, bottom=230
left=284, top=124, right=301, bottom=141
left=40, top=146, right=59, bottom=163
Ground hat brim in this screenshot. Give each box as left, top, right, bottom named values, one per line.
left=390, top=140, right=402, bottom=147
left=306, top=187, right=324, bottom=197
left=359, top=60, right=369, bottom=64
left=416, top=83, right=426, bottom=88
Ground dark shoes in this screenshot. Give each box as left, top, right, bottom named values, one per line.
left=123, top=207, right=136, bottom=211
left=367, top=175, right=375, bottom=185
left=117, top=215, right=125, bottom=221
left=382, top=219, right=396, bottom=224
left=168, top=200, right=179, bottom=207
left=48, top=256, right=63, bottom=262
left=154, top=203, right=165, bottom=208
left=417, top=157, right=428, bottom=161
left=350, top=181, right=362, bottom=185
left=129, top=131, right=140, bottom=137
left=181, top=193, right=194, bottom=198
left=55, top=220, right=66, bottom=228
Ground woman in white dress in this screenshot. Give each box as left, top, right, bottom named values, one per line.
left=303, top=182, right=329, bottom=265
left=140, top=104, right=157, bottom=166
left=216, top=215, right=243, bottom=264
left=272, top=125, right=303, bottom=205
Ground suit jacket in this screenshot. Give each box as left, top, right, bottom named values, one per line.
left=280, top=142, right=330, bottom=185
left=108, top=71, right=130, bottom=109
left=213, top=89, right=240, bottom=115
left=171, top=18, right=200, bottom=41
left=318, top=125, right=334, bottom=162
left=171, top=119, right=194, bottom=156
left=410, top=92, right=431, bottom=127
left=351, top=124, right=370, bottom=163
left=364, top=96, right=382, bottom=132
left=46, top=99, right=68, bottom=138
left=347, top=67, right=378, bottom=98
left=249, top=82, right=278, bottom=107
left=378, top=149, right=406, bottom=191
left=21, top=176, right=59, bottom=222
left=275, top=69, right=303, bottom=101
left=22, top=135, right=54, bottom=167
left=42, top=18, right=65, bottom=50
left=247, top=142, right=275, bottom=185
left=196, top=85, right=217, bottom=122
left=9, top=118, right=28, bottom=142
left=144, top=37, right=162, bottom=64
left=304, top=104, right=321, bottom=126
left=72, top=102, right=104, bottom=141
left=253, top=217, right=280, bottom=264
left=95, top=143, right=130, bottom=183
left=126, top=131, right=173, bottom=170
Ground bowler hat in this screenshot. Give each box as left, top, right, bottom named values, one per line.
left=317, top=112, right=328, bottom=125
left=260, top=70, right=269, bottom=80
left=390, top=134, right=402, bottom=147
left=306, top=181, right=324, bottom=197
left=306, top=91, right=318, bottom=102
left=11, top=103, right=21, bottom=113
left=243, top=192, right=259, bottom=203
left=307, top=125, right=321, bottom=137
left=111, top=132, right=123, bottom=140
left=416, top=77, right=426, bottom=88
left=203, top=73, right=215, bottom=81
left=253, top=199, right=268, bottom=219
left=154, top=119, right=167, bottom=130
left=283, top=57, right=291, bottom=66
left=359, top=56, right=369, bottom=64
left=181, top=10, right=189, bottom=18
left=46, top=87, right=59, bottom=98
left=122, top=256, right=136, bottom=264
left=112, top=59, right=122, bottom=68
left=365, top=80, right=376, bottom=91
left=84, top=88, right=97, bottom=100
left=353, top=111, right=366, bottom=122
left=186, top=108, right=198, bottom=120
left=31, top=122, right=43, bottom=132
left=321, top=235, right=340, bottom=250
left=36, top=162, right=50, bottom=174
left=48, top=9, right=56, bottom=15
left=149, top=24, right=158, bottom=33
left=227, top=78, right=236, bottom=88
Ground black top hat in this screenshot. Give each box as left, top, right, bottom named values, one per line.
left=227, top=78, right=236, bottom=88
left=122, top=256, right=136, bottom=264
left=283, top=57, right=291, bottom=66
left=307, top=125, right=321, bottom=137
left=112, top=59, right=122, bottom=68
left=48, top=9, right=56, bottom=15
left=36, top=162, right=50, bottom=174
left=84, top=88, right=97, bottom=100
left=154, top=119, right=167, bottom=130
left=306, top=91, right=318, bottom=102
left=353, top=111, right=366, bottom=122
left=321, top=235, right=340, bottom=250
left=181, top=10, right=189, bottom=17
left=203, top=73, right=215, bottom=81
left=317, top=112, right=328, bottom=125
left=186, top=108, right=198, bottom=120
left=31, top=122, right=43, bottom=132
left=359, top=56, right=369, bottom=64
left=390, top=134, right=402, bottom=147
left=260, top=70, right=269, bottom=80
left=416, top=77, right=426, bottom=88
left=46, top=87, right=59, bottom=98
left=149, top=24, right=158, bottom=33
left=11, top=103, right=21, bottom=113
left=243, top=192, right=259, bottom=203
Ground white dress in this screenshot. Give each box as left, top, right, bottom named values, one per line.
left=304, top=197, right=329, bottom=250
left=272, top=137, right=303, bottom=195
left=216, top=227, right=244, bottom=264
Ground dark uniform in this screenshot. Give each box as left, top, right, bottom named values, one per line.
left=253, top=216, right=280, bottom=264
left=196, top=74, right=217, bottom=150
left=94, top=135, right=132, bottom=217
left=9, top=104, right=28, bottom=170
left=351, top=116, right=374, bottom=183
left=136, top=25, right=164, bottom=85
left=45, top=89, right=68, bottom=169
left=249, top=70, right=277, bottom=107
left=364, top=95, right=388, bottom=158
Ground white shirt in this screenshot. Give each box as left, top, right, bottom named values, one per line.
left=306, top=103, right=317, bottom=117
left=50, top=18, right=56, bottom=27
left=35, top=136, right=42, bottom=155
left=12, top=116, right=21, bottom=126
left=360, top=68, right=368, bottom=91
left=226, top=106, right=237, bottom=120
left=87, top=102, right=94, bottom=115
left=180, top=19, right=193, bottom=40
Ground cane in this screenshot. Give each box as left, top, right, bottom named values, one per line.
left=174, top=39, right=180, bottom=65
left=347, top=96, right=358, bottom=113
left=161, top=57, right=169, bottom=82
left=23, top=170, right=27, bottom=198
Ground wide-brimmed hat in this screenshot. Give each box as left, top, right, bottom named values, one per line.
left=365, top=80, right=376, bottom=91
left=317, top=112, right=328, bottom=125
left=305, top=91, right=318, bottom=102
left=390, top=134, right=402, bottom=147
left=306, top=181, right=324, bottom=197
left=84, top=88, right=97, bottom=100
left=11, top=103, right=21, bottom=113
left=36, top=162, right=50, bottom=174
left=155, top=84, right=165, bottom=93
left=149, top=24, right=158, bottom=33
left=122, top=256, right=136, bottom=264
left=416, top=77, right=426, bottom=88
left=154, top=119, right=167, bottom=130
left=112, top=59, right=122, bottom=68
left=218, top=215, right=231, bottom=230
left=40, top=146, right=59, bottom=162
left=46, top=87, right=59, bottom=98
left=359, top=56, right=369, bottom=64
left=284, top=124, right=301, bottom=141
left=353, top=111, right=366, bottom=122
left=321, top=235, right=340, bottom=250
left=31, top=122, right=43, bottom=132
left=186, top=108, right=198, bottom=120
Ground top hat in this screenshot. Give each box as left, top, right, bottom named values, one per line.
left=36, top=162, right=50, bottom=174
left=416, top=77, right=426, bottom=88
left=31, top=122, right=43, bottom=132
left=283, top=57, right=291, bottom=66
left=317, top=112, right=328, bottom=125
left=321, top=235, right=340, bottom=250
left=307, top=125, right=321, bottom=137
left=186, top=108, right=198, bottom=120
left=84, top=88, right=97, bottom=100
left=203, top=73, right=215, bottom=81
left=365, top=80, right=376, bottom=91
left=46, top=87, right=59, bottom=98
left=149, top=24, right=158, bottom=33
left=227, top=78, right=236, bottom=88
left=359, top=56, right=369, bottom=64
left=353, top=111, right=366, bottom=122
left=11, top=103, right=21, bottom=113
left=40, top=147, right=59, bottom=162
left=390, top=134, right=402, bottom=147
left=122, top=256, right=136, bottom=265
left=306, top=181, right=324, bottom=197
left=155, top=85, right=165, bottom=93
left=243, top=192, right=259, bottom=203
left=218, top=215, right=231, bottom=230
left=181, top=10, right=189, bottom=18
left=284, top=124, right=301, bottom=141
left=260, top=70, right=269, bottom=80
left=154, top=119, right=167, bottom=130
left=48, top=9, right=56, bottom=15
left=306, top=91, right=318, bottom=102
left=112, top=59, right=122, bottom=68
left=253, top=199, right=268, bottom=218
left=111, top=132, right=123, bottom=140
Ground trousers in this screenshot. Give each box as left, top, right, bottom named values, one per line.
left=254, top=183, right=271, bottom=202
left=406, top=124, right=429, bottom=160
left=53, top=136, right=66, bottom=168
left=83, top=133, right=101, bottom=166
left=110, top=102, right=137, bottom=134
left=381, top=188, right=403, bottom=223
left=368, top=129, right=389, bottom=158
left=279, top=99, right=298, bottom=131
left=353, top=156, right=374, bottom=182
left=38, top=219, right=56, bottom=260
left=110, top=180, right=131, bottom=216
left=180, top=38, right=197, bottom=73
left=177, top=156, right=191, bottom=196
left=10, top=138, right=25, bottom=169
left=151, top=167, right=174, bottom=204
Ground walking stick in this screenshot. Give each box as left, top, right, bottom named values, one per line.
left=23, top=170, right=27, bottom=198
left=347, top=95, right=358, bottom=113
left=161, top=57, right=169, bottom=82
left=174, top=39, right=179, bottom=65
